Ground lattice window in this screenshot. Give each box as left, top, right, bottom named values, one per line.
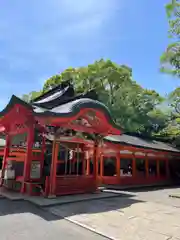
left=136, top=158, right=146, bottom=176
left=120, top=158, right=132, bottom=177
left=148, top=159, right=157, bottom=176
left=56, top=143, right=85, bottom=176
left=103, top=157, right=116, bottom=176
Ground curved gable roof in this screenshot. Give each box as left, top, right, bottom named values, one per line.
left=0, top=81, right=121, bottom=135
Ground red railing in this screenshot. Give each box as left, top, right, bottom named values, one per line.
left=55, top=175, right=96, bottom=196
left=101, top=175, right=168, bottom=186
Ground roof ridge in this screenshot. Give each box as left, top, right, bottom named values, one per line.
left=32, top=80, right=73, bottom=103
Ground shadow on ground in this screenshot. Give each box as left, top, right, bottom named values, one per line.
left=0, top=192, right=144, bottom=220
left=0, top=198, right=60, bottom=221
left=44, top=193, right=144, bottom=218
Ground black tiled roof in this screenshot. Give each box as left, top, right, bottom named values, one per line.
left=32, top=81, right=98, bottom=110
left=104, top=134, right=180, bottom=153
left=0, top=81, right=121, bottom=135
left=33, top=98, right=109, bottom=115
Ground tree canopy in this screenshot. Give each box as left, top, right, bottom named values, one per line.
left=23, top=59, right=176, bottom=142
left=22, top=91, right=42, bottom=102
left=160, top=0, right=180, bottom=76
left=158, top=0, right=180, bottom=145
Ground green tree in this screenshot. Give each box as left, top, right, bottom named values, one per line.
left=168, top=87, right=180, bottom=114
left=22, top=91, right=42, bottom=103
left=23, top=59, right=168, bottom=138
left=160, top=0, right=180, bottom=76
left=157, top=87, right=180, bottom=145
left=43, top=59, right=132, bottom=107
left=113, top=85, right=166, bottom=135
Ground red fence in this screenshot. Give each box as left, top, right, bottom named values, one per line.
left=55, top=175, right=96, bottom=196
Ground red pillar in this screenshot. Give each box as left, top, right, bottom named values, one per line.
left=145, top=154, right=149, bottom=178
left=116, top=152, right=120, bottom=181
left=132, top=154, right=136, bottom=177
left=0, top=134, right=10, bottom=186
left=82, top=150, right=87, bottom=176
left=100, top=154, right=104, bottom=183
left=166, top=159, right=170, bottom=177
left=93, top=138, right=99, bottom=190
left=40, top=134, right=46, bottom=178
left=81, top=145, right=85, bottom=175
left=86, top=157, right=90, bottom=175
left=21, top=127, right=34, bottom=193
left=71, top=151, right=75, bottom=173
left=49, top=141, right=59, bottom=196
left=156, top=159, right=160, bottom=178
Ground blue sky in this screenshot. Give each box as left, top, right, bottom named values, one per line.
left=0, top=0, right=179, bottom=110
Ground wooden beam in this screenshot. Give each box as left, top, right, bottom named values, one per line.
left=116, top=152, right=120, bottom=179
left=157, top=159, right=160, bottom=177
left=86, top=158, right=90, bottom=175
left=93, top=138, right=99, bottom=189
left=132, top=153, right=136, bottom=177
left=145, top=153, right=149, bottom=178
left=49, top=140, right=59, bottom=196
left=100, top=154, right=104, bottom=181
left=40, top=134, right=46, bottom=179
left=0, top=134, right=10, bottom=186
left=104, top=142, right=180, bottom=157
left=21, top=127, right=34, bottom=193
left=166, top=159, right=170, bottom=177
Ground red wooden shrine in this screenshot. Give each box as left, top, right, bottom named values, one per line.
left=0, top=81, right=121, bottom=197
left=0, top=81, right=179, bottom=196
left=85, top=135, right=180, bottom=187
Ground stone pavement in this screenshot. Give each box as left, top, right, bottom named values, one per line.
left=46, top=187, right=180, bottom=240
left=0, top=187, right=122, bottom=207
left=0, top=198, right=107, bottom=240
left=26, top=191, right=122, bottom=207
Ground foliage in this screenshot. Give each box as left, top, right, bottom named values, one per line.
left=159, top=0, right=180, bottom=145
left=160, top=0, right=180, bottom=76
left=168, top=87, right=180, bottom=114
left=43, top=60, right=132, bottom=107
left=23, top=59, right=169, bottom=138
left=21, top=59, right=180, bottom=147
left=43, top=60, right=163, bottom=135
left=157, top=87, right=180, bottom=145
left=111, top=82, right=167, bottom=135
left=22, top=91, right=42, bottom=103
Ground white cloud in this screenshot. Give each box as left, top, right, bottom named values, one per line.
left=0, top=0, right=121, bottom=109
left=56, top=0, right=118, bottom=16
left=59, top=0, right=119, bottom=35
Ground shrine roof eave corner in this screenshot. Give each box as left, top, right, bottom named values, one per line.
left=34, top=99, right=122, bottom=135
left=0, top=95, right=33, bottom=117
left=0, top=95, right=122, bottom=135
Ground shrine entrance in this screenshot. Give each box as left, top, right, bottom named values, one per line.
left=45, top=140, right=95, bottom=196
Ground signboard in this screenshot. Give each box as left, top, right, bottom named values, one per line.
left=30, top=161, right=41, bottom=179
left=4, top=161, right=15, bottom=179
left=4, top=170, right=15, bottom=179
